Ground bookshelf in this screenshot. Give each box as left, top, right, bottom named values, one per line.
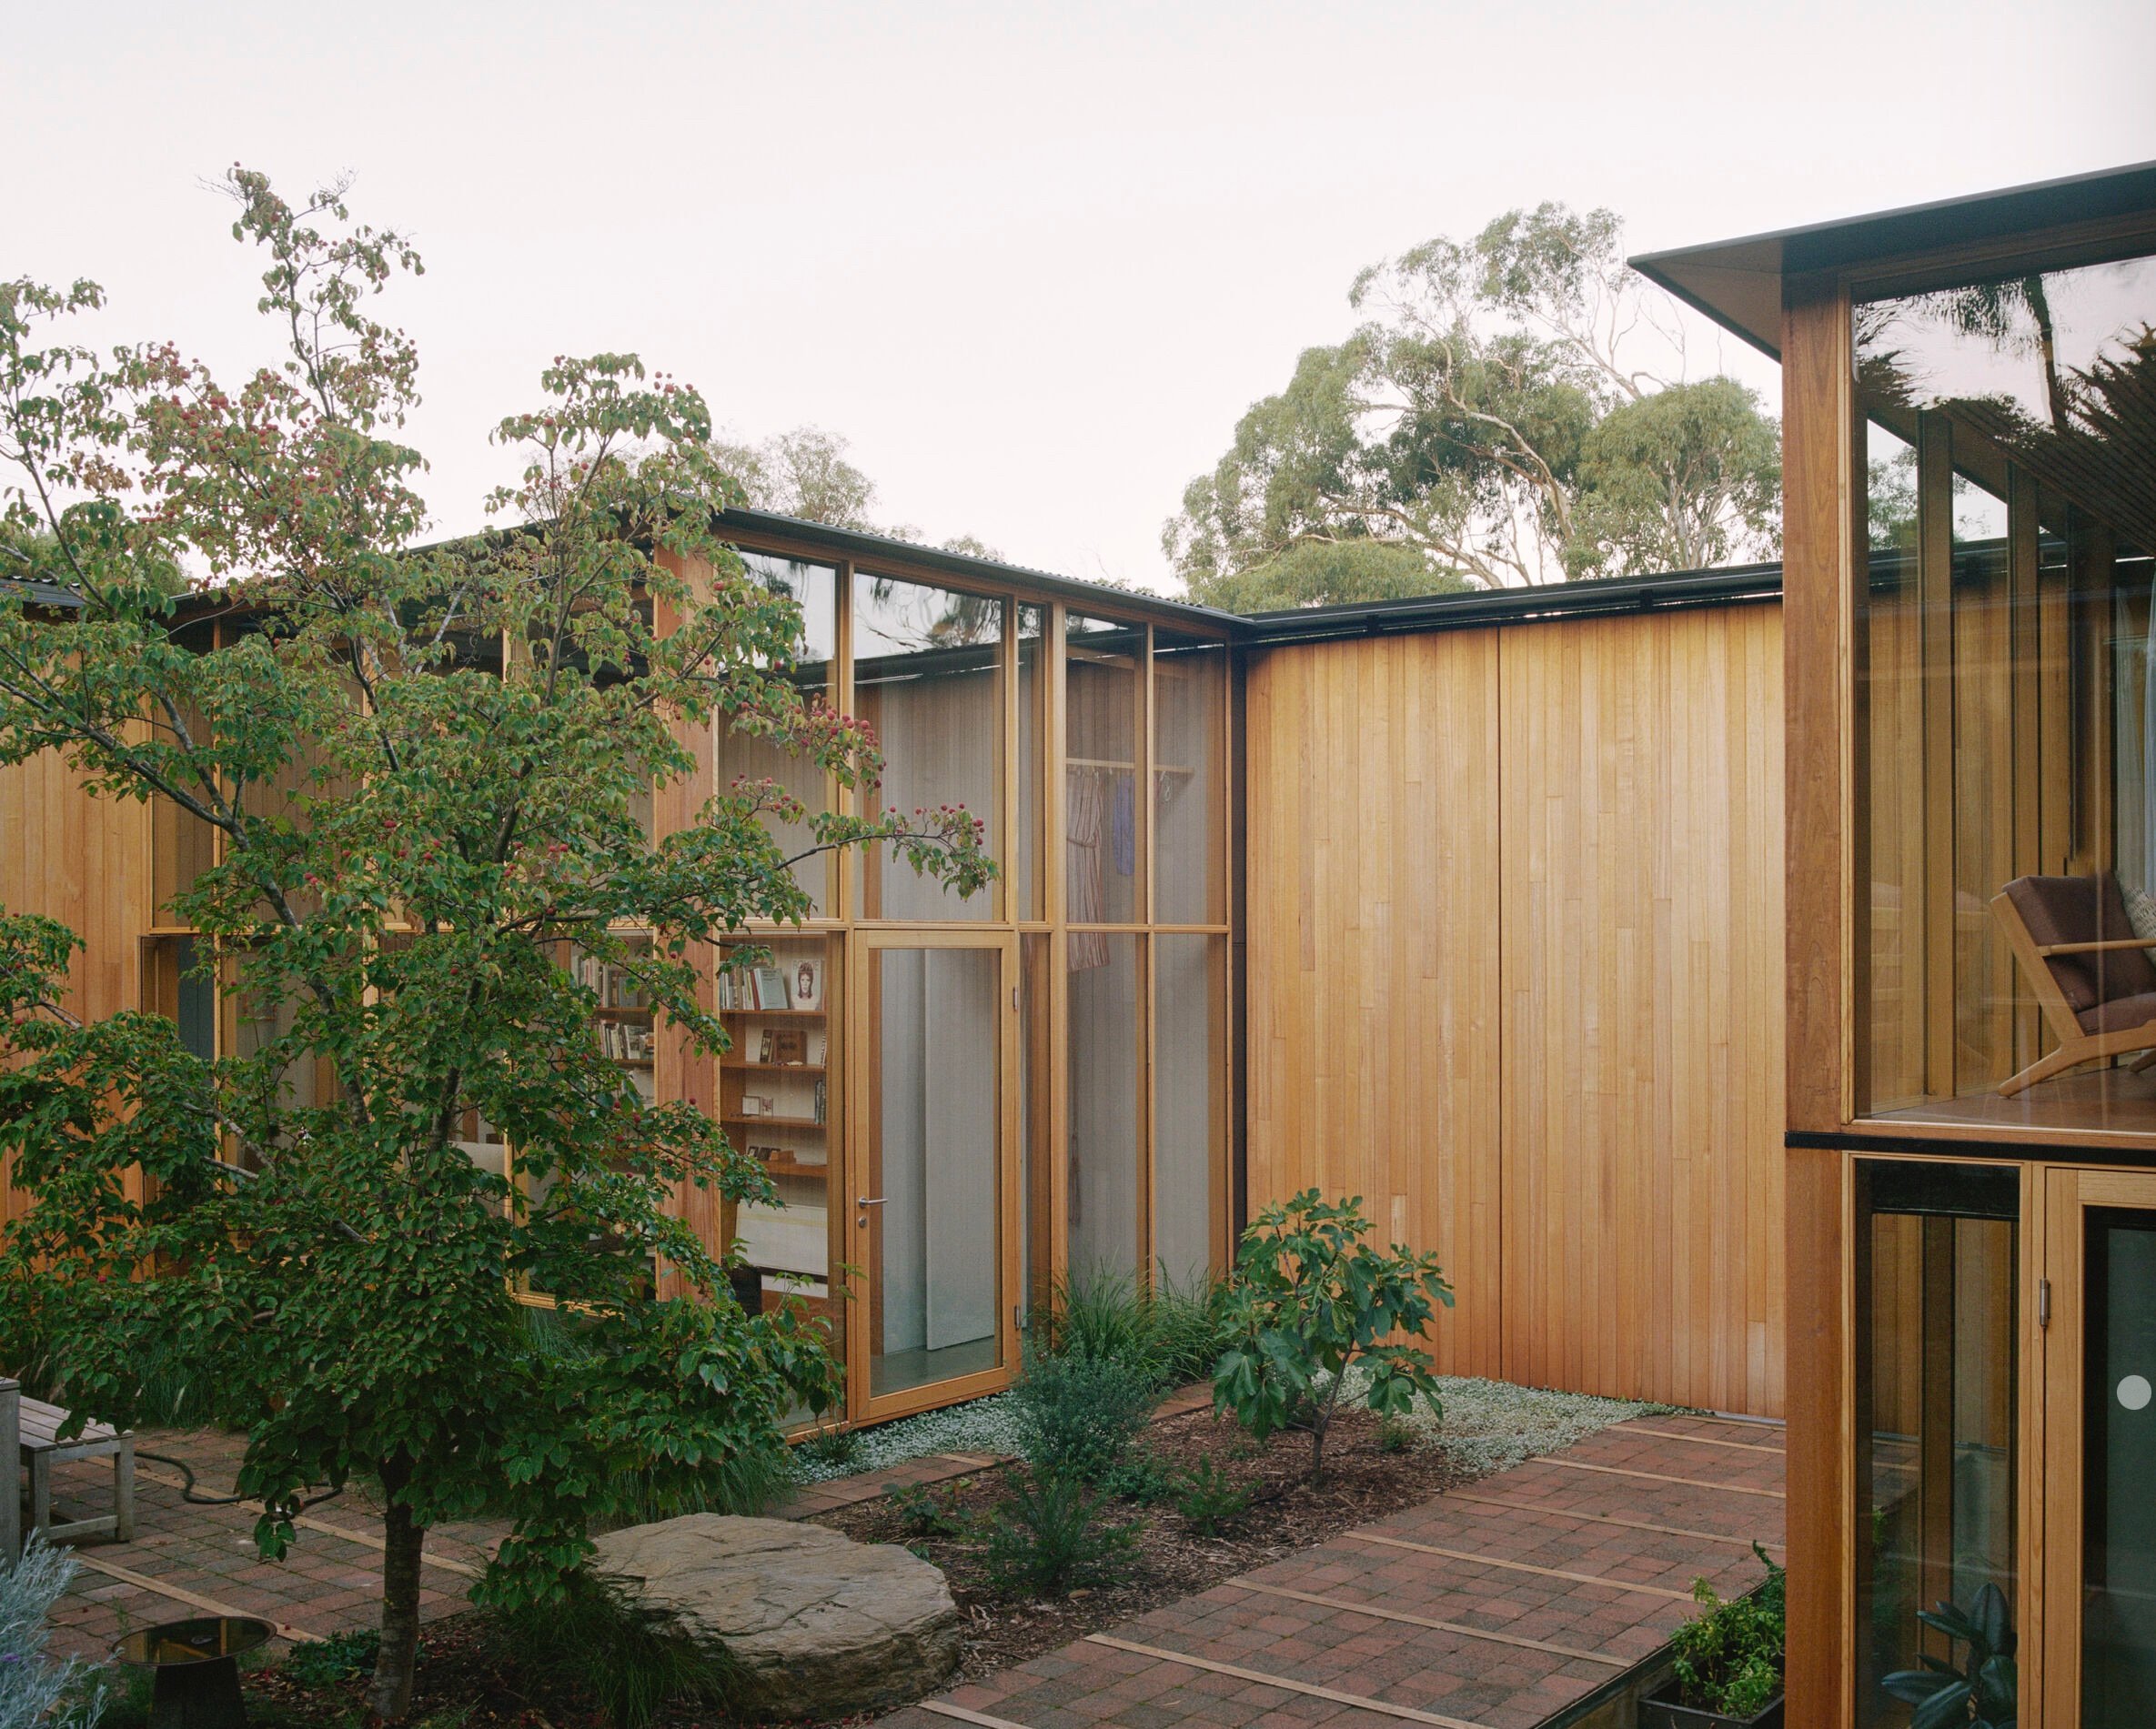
left=576, top=935, right=660, bottom=1110
left=720, top=933, right=837, bottom=1339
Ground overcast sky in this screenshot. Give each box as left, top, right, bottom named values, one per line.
left=6, top=1, right=2154, bottom=593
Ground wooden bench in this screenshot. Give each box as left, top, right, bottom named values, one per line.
left=1, top=1378, right=18, bottom=1559
left=16, top=1392, right=135, bottom=1544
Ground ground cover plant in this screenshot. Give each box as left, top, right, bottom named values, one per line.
left=0, top=168, right=989, bottom=1722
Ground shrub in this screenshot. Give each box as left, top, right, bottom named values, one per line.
left=278, top=1626, right=382, bottom=1689
left=1041, top=1269, right=1230, bottom=1389
left=1013, top=1347, right=1160, bottom=1485
left=1667, top=1544, right=1786, bottom=1720
left=1, top=1535, right=103, bottom=1729
left=1213, top=1191, right=1455, bottom=1479
left=1103, top=1446, right=1179, bottom=1506
left=982, top=1469, right=1141, bottom=1596
left=1881, top=1583, right=2015, bottom=1729
left=1172, top=1458, right=1253, bottom=1536
left=797, top=1423, right=862, bottom=1472
left=1374, top=1415, right=1419, bottom=1454
left=496, top=1571, right=736, bottom=1729
left=888, top=1480, right=971, bottom=1538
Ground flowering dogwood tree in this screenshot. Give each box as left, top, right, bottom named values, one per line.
left=0, top=169, right=991, bottom=1721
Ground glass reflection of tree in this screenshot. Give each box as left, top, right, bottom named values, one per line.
left=861, top=575, right=1001, bottom=653
left=1859, top=269, right=2156, bottom=557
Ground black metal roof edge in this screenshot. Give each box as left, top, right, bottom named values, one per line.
left=1236, top=560, right=1785, bottom=646
left=1626, top=258, right=1783, bottom=364
left=715, top=508, right=1251, bottom=636
left=0, top=576, right=85, bottom=611
left=1632, top=157, right=2156, bottom=279
left=1628, top=158, right=2156, bottom=357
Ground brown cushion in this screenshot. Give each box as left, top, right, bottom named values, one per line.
left=2006, top=872, right=2156, bottom=1011
left=2081, top=990, right=2156, bottom=1036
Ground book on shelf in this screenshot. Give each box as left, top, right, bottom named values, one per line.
left=577, top=952, right=645, bottom=1010
left=719, top=962, right=799, bottom=1012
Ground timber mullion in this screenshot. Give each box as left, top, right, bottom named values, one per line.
left=1917, top=411, right=1956, bottom=1102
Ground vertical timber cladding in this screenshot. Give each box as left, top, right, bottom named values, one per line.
left=1243, top=630, right=1505, bottom=1379
left=0, top=747, right=152, bottom=1228
left=1498, top=604, right=1786, bottom=1418
left=1243, top=602, right=1787, bottom=1417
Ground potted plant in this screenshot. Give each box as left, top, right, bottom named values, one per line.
left=1642, top=1544, right=1785, bottom=1728
left=1879, top=1584, right=2016, bottom=1729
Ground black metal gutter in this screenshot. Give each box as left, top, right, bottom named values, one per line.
left=1235, top=560, right=1784, bottom=647
left=715, top=508, right=1251, bottom=637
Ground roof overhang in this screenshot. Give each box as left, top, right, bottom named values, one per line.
left=1629, top=159, right=2156, bottom=360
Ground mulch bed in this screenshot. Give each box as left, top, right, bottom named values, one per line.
left=811, top=1402, right=1472, bottom=1690
left=227, top=1405, right=1472, bottom=1729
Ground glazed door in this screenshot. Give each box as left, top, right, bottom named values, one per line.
left=848, top=931, right=1021, bottom=1420
left=2041, top=1169, right=2156, bottom=1728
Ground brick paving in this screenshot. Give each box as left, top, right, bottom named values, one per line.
left=36, top=1424, right=1011, bottom=1662
left=880, top=1413, right=1787, bottom=1729
left=34, top=1402, right=1785, bottom=1729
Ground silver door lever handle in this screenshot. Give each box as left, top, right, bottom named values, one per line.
left=856, top=1196, right=888, bottom=1208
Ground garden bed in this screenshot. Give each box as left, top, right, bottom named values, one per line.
left=810, top=1399, right=1474, bottom=1688
left=176, top=1375, right=1656, bottom=1729
left=203, top=1404, right=1463, bottom=1729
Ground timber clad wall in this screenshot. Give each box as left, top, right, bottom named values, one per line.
left=1245, top=602, right=1788, bottom=1418
left=0, top=751, right=150, bottom=1227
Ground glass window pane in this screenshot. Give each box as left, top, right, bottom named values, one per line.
left=1153, top=934, right=1224, bottom=1289
left=1951, top=469, right=2015, bottom=1095
left=2085, top=1213, right=2156, bottom=1715
left=1015, top=605, right=1046, bottom=921
left=863, top=945, right=1004, bottom=1397
left=1854, top=1161, right=2018, bottom=1726
left=1854, top=249, right=2156, bottom=1135
left=1068, top=930, right=1141, bottom=1285
left=1021, top=931, right=1052, bottom=1321
left=1865, top=419, right=1926, bottom=1110
left=150, top=619, right=218, bottom=920
left=1153, top=632, right=1227, bottom=925
left=717, top=552, right=838, bottom=915
left=1066, top=613, right=1144, bottom=926
left=853, top=576, right=1003, bottom=921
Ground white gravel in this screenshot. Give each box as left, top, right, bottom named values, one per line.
left=1358, top=1370, right=1667, bottom=1474
left=792, top=1371, right=1663, bottom=1485
left=790, top=1392, right=1029, bottom=1484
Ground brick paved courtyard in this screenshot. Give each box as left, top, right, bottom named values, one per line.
left=35, top=1407, right=1785, bottom=1728
left=882, top=1413, right=1787, bottom=1729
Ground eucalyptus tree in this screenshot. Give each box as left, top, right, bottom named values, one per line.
left=0, top=170, right=990, bottom=1722
left=1166, top=202, right=1781, bottom=604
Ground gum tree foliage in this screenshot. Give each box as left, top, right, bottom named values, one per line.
left=1212, top=1191, right=1454, bottom=1481
left=1166, top=204, right=1781, bottom=606
left=709, top=423, right=1008, bottom=563
left=0, top=170, right=990, bottom=1723
left=707, top=424, right=881, bottom=530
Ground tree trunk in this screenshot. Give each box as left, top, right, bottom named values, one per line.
left=370, top=1463, right=427, bottom=1724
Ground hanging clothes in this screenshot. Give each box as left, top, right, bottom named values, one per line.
left=1066, top=765, right=1108, bottom=970
left=1111, top=771, right=1136, bottom=878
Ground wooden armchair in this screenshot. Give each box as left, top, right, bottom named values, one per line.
left=1992, top=872, right=2156, bottom=1097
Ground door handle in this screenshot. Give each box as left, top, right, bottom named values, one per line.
left=856, top=1196, right=888, bottom=1209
